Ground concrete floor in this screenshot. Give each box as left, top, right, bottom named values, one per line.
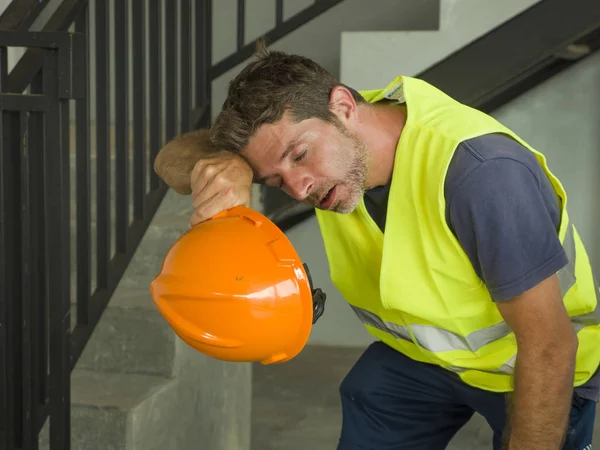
left=251, top=345, right=599, bottom=450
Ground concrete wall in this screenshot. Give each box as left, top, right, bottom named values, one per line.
left=340, top=0, right=540, bottom=90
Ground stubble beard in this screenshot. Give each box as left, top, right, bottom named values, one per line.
left=330, top=133, right=369, bottom=215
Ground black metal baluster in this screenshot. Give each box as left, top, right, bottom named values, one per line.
left=180, top=0, right=191, bottom=132
left=0, top=43, right=14, bottom=450
left=165, top=0, right=176, bottom=141
left=60, top=55, right=71, bottom=377
left=115, top=0, right=129, bottom=251
left=95, top=0, right=110, bottom=289
left=28, top=70, right=47, bottom=435
left=0, top=95, right=22, bottom=450
left=75, top=8, right=90, bottom=326
left=20, top=110, right=36, bottom=450
left=237, top=0, right=245, bottom=50
left=195, top=0, right=211, bottom=129
left=149, top=0, right=162, bottom=189
left=132, top=0, right=146, bottom=219
left=276, top=0, right=283, bottom=26
left=43, top=49, right=70, bottom=450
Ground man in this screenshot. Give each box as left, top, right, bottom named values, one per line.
left=154, top=40, right=599, bottom=449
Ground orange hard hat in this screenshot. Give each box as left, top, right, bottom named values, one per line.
left=150, top=205, right=326, bottom=365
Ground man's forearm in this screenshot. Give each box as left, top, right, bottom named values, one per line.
left=154, top=129, right=224, bottom=194
left=506, top=342, right=577, bottom=449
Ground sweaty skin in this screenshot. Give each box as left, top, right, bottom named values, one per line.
left=241, top=89, right=406, bottom=214
left=242, top=112, right=369, bottom=213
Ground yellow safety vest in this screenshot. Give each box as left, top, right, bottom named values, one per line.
left=314, top=75, right=600, bottom=392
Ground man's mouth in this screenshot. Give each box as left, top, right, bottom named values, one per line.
left=320, top=186, right=337, bottom=209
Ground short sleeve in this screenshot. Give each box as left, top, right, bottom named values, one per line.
left=446, top=147, right=568, bottom=302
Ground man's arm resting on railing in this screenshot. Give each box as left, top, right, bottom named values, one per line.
left=154, top=129, right=228, bottom=194
left=496, top=274, right=578, bottom=450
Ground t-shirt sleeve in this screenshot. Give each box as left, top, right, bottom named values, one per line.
left=446, top=137, right=569, bottom=302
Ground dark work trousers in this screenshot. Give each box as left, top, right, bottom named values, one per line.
left=336, top=341, right=596, bottom=450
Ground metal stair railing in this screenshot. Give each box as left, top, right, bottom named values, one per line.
left=0, top=0, right=50, bottom=31
left=0, top=1, right=347, bottom=449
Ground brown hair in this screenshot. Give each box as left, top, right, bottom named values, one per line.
left=210, top=38, right=365, bottom=154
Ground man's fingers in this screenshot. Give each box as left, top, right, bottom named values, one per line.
left=189, top=188, right=248, bottom=227
left=190, top=160, right=220, bottom=197
left=187, top=153, right=254, bottom=227
left=191, top=165, right=245, bottom=208
left=192, top=173, right=228, bottom=210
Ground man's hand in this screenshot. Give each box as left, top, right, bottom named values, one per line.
left=152, top=128, right=255, bottom=226
left=496, top=274, right=578, bottom=449
left=189, top=152, right=253, bottom=226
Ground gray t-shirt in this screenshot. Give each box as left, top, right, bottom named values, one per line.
left=363, top=132, right=600, bottom=401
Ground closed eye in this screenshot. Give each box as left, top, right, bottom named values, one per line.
left=294, top=150, right=308, bottom=162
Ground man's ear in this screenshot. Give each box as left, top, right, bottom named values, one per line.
left=329, top=85, right=358, bottom=122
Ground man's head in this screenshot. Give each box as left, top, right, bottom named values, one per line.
left=210, top=39, right=371, bottom=214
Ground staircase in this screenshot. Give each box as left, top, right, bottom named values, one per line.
left=37, top=184, right=252, bottom=450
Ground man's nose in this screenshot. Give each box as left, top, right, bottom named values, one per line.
left=283, top=174, right=313, bottom=201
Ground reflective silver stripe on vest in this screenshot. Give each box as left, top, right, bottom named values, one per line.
left=557, top=223, right=577, bottom=296
left=349, top=223, right=600, bottom=373
left=564, top=226, right=600, bottom=329
left=350, top=306, right=413, bottom=343
left=447, top=355, right=516, bottom=375
left=350, top=304, right=512, bottom=353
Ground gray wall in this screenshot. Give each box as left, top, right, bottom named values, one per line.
left=340, top=0, right=540, bottom=90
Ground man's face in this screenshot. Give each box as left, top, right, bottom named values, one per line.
left=241, top=111, right=369, bottom=214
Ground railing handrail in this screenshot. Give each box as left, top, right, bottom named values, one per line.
left=4, top=0, right=87, bottom=93
left=5, top=0, right=346, bottom=96
left=0, top=0, right=50, bottom=31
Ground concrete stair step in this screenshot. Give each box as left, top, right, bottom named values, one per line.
left=67, top=197, right=192, bottom=306
left=59, top=129, right=252, bottom=449
left=70, top=369, right=174, bottom=413
left=66, top=192, right=192, bottom=377
left=118, top=208, right=191, bottom=291
left=75, top=298, right=176, bottom=376
left=39, top=369, right=178, bottom=450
